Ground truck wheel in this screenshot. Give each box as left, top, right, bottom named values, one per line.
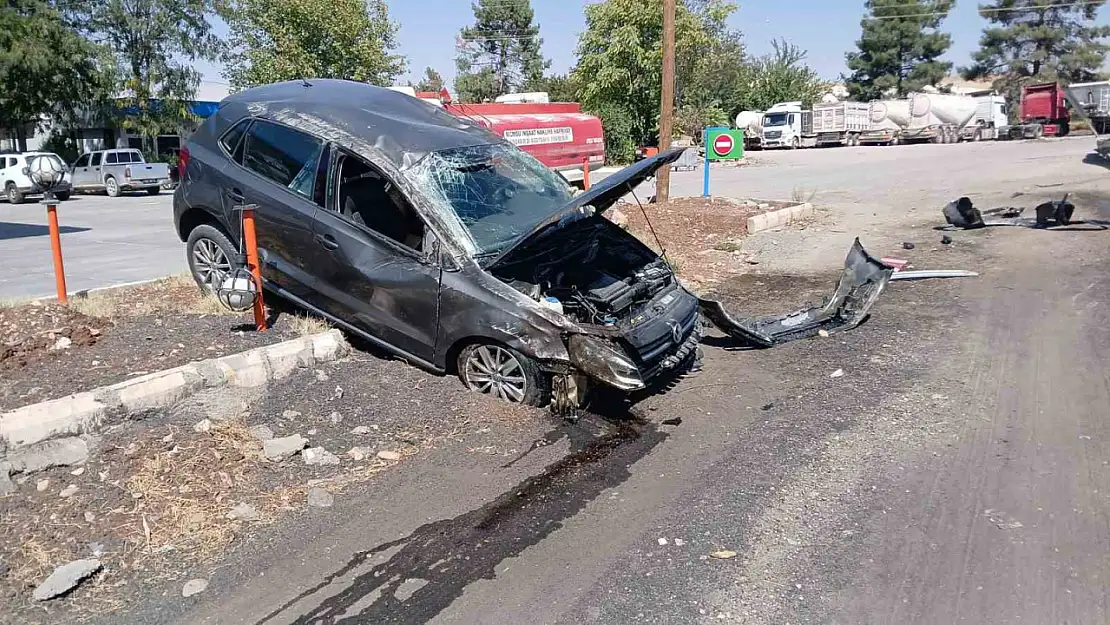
left=457, top=342, right=547, bottom=407
left=791, top=137, right=799, bottom=149
left=105, top=176, right=120, bottom=197
left=146, top=187, right=160, bottom=195
left=1058, top=122, right=1070, bottom=137
left=1032, top=124, right=1043, bottom=139
left=972, top=128, right=982, bottom=142
left=6, top=183, right=24, bottom=204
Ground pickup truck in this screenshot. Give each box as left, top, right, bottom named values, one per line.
left=70, top=149, right=171, bottom=196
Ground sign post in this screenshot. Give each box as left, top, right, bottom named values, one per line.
left=702, top=127, right=745, bottom=197
left=46, top=201, right=68, bottom=304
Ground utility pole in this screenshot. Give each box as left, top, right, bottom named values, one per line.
left=657, top=0, right=676, bottom=203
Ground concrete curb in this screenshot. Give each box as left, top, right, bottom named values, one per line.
left=0, top=330, right=349, bottom=457
left=746, top=202, right=814, bottom=234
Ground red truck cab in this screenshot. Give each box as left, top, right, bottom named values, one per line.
left=1019, top=82, right=1071, bottom=137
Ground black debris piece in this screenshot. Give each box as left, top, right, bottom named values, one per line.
left=941, top=235, right=953, bottom=245
left=902, top=242, right=915, bottom=250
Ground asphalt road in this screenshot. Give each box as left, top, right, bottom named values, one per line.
left=1, top=137, right=1103, bottom=300
left=92, top=139, right=1110, bottom=624
left=0, top=191, right=181, bottom=300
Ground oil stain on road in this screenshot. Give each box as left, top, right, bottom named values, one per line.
left=254, top=411, right=668, bottom=625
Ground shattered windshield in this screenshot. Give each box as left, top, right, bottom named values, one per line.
left=406, top=143, right=574, bottom=256
left=764, top=113, right=788, bottom=127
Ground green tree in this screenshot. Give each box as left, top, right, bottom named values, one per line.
left=845, top=0, right=954, bottom=101
left=0, top=0, right=115, bottom=150
left=223, top=0, right=405, bottom=91
left=531, top=73, right=577, bottom=102
left=454, top=0, right=550, bottom=102
left=573, top=0, right=708, bottom=159
left=741, top=39, right=829, bottom=110
left=964, top=0, right=1110, bottom=107
left=65, top=0, right=224, bottom=142
left=414, top=67, right=445, bottom=93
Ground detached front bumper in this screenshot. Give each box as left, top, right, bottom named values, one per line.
left=699, top=238, right=893, bottom=347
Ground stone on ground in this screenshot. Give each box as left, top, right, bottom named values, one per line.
left=307, top=487, right=334, bottom=508
left=33, top=558, right=102, bottom=601
left=263, top=434, right=307, bottom=460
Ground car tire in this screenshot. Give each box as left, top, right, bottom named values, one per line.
left=457, top=342, right=547, bottom=407
left=147, top=187, right=160, bottom=195
left=105, top=176, right=120, bottom=197
left=186, top=224, right=238, bottom=291
left=55, top=191, right=71, bottom=201
left=6, top=183, right=24, bottom=204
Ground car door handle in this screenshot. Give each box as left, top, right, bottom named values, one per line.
left=315, top=234, right=340, bottom=250
left=225, top=188, right=245, bottom=202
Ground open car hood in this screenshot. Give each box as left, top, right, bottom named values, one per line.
left=700, top=238, right=894, bottom=347
left=486, top=148, right=687, bottom=269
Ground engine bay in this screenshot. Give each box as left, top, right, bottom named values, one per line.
left=492, top=219, right=676, bottom=326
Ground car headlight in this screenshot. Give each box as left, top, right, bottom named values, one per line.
left=567, top=334, right=644, bottom=391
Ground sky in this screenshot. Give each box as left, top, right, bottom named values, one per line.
left=197, top=0, right=1110, bottom=87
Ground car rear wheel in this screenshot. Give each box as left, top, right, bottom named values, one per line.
left=54, top=191, right=71, bottom=201
left=105, top=176, right=120, bottom=197
left=186, top=225, right=237, bottom=291
left=6, top=183, right=24, bottom=204
left=147, top=187, right=160, bottom=195
left=457, top=343, right=546, bottom=406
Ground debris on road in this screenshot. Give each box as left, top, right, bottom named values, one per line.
left=377, top=450, right=402, bottom=462
left=940, top=235, right=953, bottom=245
left=985, top=509, right=1024, bottom=530
left=302, top=447, right=340, bottom=466
left=830, top=369, right=845, bottom=378
left=942, top=194, right=1104, bottom=230
left=307, top=487, right=334, bottom=508
left=263, top=434, right=308, bottom=461
left=661, top=417, right=682, bottom=426
left=182, top=578, right=209, bottom=598
left=891, top=270, right=979, bottom=281
left=700, top=239, right=893, bottom=348
left=902, top=242, right=915, bottom=250
left=227, top=502, right=261, bottom=522
left=32, top=558, right=101, bottom=601
left=710, top=550, right=738, bottom=560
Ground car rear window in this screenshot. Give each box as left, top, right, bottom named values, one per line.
left=129, top=151, right=143, bottom=163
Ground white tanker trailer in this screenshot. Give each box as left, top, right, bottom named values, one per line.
left=859, top=99, right=912, bottom=145
left=734, top=110, right=765, bottom=150
left=902, top=93, right=977, bottom=143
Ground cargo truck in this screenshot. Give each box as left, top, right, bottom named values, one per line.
left=812, top=101, right=871, bottom=146
left=760, top=102, right=816, bottom=149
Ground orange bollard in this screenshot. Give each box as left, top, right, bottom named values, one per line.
left=240, top=205, right=267, bottom=332
left=46, top=202, right=68, bottom=304
left=582, top=158, right=591, bottom=190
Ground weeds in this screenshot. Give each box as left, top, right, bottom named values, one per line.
left=791, top=186, right=818, bottom=204
left=289, top=314, right=330, bottom=337
left=713, top=240, right=744, bottom=253
left=68, top=275, right=235, bottom=319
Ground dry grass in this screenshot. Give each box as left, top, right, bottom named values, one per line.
left=288, top=313, right=330, bottom=337
left=791, top=186, right=818, bottom=203
left=69, top=275, right=236, bottom=319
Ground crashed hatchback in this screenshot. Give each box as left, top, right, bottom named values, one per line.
left=174, top=80, right=892, bottom=410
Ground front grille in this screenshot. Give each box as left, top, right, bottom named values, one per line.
left=620, top=291, right=700, bottom=381
left=765, top=130, right=782, bottom=139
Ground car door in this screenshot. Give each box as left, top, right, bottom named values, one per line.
left=70, top=154, right=90, bottom=187
left=232, top=118, right=325, bottom=301
left=309, top=149, right=441, bottom=363
left=89, top=152, right=104, bottom=186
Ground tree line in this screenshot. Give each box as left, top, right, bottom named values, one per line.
left=1, top=0, right=1106, bottom=162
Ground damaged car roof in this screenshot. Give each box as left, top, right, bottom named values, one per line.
left=220, top=79, right=500, bottom=168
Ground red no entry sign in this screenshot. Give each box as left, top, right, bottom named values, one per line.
left=712, top=133, right=734, bottom=156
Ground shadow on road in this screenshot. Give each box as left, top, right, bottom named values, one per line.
left=0, top=221, right=91, bottom=240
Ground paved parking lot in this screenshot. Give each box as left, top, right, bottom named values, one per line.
left=0, top=192, right=181, bottom=299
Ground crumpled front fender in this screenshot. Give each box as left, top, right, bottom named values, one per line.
left=699, top=238, right=892, bottom=347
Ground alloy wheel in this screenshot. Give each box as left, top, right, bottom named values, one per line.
left=463, top=345, right=528, bottom=402
left=191, top=238, right=232, bottom=288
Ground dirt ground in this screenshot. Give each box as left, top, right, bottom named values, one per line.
left=618, top=196, right=795, bottom=286
left=0, top=277, right=300, bottom=411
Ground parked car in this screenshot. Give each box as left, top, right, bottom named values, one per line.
left=173, top=79, right=891, bottom=410
left=0, top=152, right=72, bottom=203
left=70, top=149, right=171, bottom=197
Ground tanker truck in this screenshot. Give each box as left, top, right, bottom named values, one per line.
left=734, top=110, right=764, bottom=150
left=902, top=92, right=977, bottom=143
left=959, top=94, right=1007, bottom=141
left=859, top=99, right=911, bottom=145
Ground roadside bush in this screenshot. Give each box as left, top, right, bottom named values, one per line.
left=587, top=103, right=637, bottom=165
left=40, top=131, right=80, bottom=163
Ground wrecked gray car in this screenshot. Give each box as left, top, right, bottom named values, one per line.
left=173, top=79, right=892, bottom=410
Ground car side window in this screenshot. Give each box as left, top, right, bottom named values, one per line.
left=242, top=120, right=323, bottom=200
left=129, top=151, right=143, bottom=163
left=6, top=157, right=14, bottom=168
left=332, top=152, right=424, bottom=252
left=106, top=152, right=118, bottom=164
left=313, top=144, right=331, bottom=208
left=91, top=153, right=102, bottom=166
left=220, top=119, right=250, bottom=163
left=74, top=154, right=89, bottom=167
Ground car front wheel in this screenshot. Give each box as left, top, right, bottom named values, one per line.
left=186, top=224, right=237, bottom=291
left=6, top=183, right=24, bottom=204
left=457, top=343, right=547, bottom=406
